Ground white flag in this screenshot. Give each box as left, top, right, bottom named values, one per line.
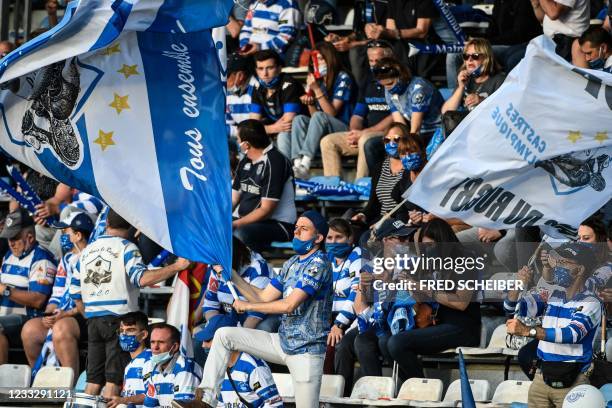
left=405, top=36, right=612, bottom=237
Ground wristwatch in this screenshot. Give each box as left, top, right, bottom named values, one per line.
left=2, top=287, right=11, bottom=298
left=529, top=328, right=537, bottom=338
left=335, top=322, right=348, bottom=331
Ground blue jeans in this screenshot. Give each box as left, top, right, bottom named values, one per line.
left=283, top=112, right=348, bottom=160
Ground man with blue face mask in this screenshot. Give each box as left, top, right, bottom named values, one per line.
left=190, top=211, right=332, bottom=408
left=0, top=208, right=57, bottom=365
left=578, top=27, right=612, bottom=73
left=107, top=311, right=151, bottom=408
left=142, top=323, right=202, bottom=407
left=250, top=50, right=304, bottom=158
left=506, top=242, right=602, bottom=407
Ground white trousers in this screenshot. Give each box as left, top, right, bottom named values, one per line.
left=199, top=327, right=324, bottom=408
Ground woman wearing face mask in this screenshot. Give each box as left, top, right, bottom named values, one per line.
left=371, top=57, right=443, bottom=149
left=442, top=38, right=505, bottom=114
left=20, top=211, right=94, bottom=386
left=288, top=42, right=356, bottom=179
left=351, top=124, right=407, bottom=227
left=326, top=219, right=362, bottom=352
left=386, top=219, right=481, bottom=382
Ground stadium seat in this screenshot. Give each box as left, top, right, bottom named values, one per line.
left=443, top=379, right=491, bottom=403
left=457, top=324, right=507, bottom=355
left=492, top=380, right=532, bottom=404
left=0, top=364, right=31, bottom=388
left=32, top=366, right=74, bottom=388
left=272, top=373, right=294, bottom=398
left=350, top=376, right=395, bottom=399
left=320, top=374, right=344, bottom=398
left=75, top=370, right=87, bottom=393
left=397, top=378, right=444, bottom=402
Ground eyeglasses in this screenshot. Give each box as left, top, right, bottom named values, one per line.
left=462, top=53, right=481, bottom=61
left=372, top=65, right=399, bottom=78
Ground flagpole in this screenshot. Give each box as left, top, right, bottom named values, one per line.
left=368, top=198, right=410, bottom=242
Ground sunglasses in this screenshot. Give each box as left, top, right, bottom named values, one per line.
left=383, top=134, right=405, bottom=143
left=462, top=53, right=481, bottom=61
left=367, top=40, right=391, bottom=49
left=372, top=65, right=399, bottom=78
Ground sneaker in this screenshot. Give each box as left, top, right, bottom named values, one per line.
left=293, top=163, right=310, bottom=180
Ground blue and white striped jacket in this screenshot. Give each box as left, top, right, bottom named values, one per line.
left=239, top=0, right=300, bottom=55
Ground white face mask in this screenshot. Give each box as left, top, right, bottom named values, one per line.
left=318, top=62, right=328, bottom=77
left=228, top=85, right=240, bottom=94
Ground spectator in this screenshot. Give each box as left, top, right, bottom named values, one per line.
left=386, top=219, right=481, bottom=381
left=226, top=0, right=251, bottom=52
left=578, top=216, right=611, bottom=292
left=196, top=211, right=332, bottom=408
left=0, top=41, right=15, bottom=57
left=0, top=208, right=57, bottom=364
left=250, top=50, right=304, bottom=154
left=200, top=237, right=277, bottom=331
left=442, top=38, right=506, bottom=114
left=107, top=311, right=151, bottom=408
left=578, top=26, right=612, bottom=72
left=142, top=323, right=202, bottom=407
left=320, top=40, right=394, bottom=179
left=372, top=57, right=443, bottom=149
left=365, top=0, right=439, bottom=76
left=226, top=53, right=257, bottom=143
left=288, top=42, right=356, bottom=179
left=38, top=0, right=61, bottom=30
left=326, top=218, right=362, bottom=340
left=20, top=211, right=92, bottom=380
left=530, top=0, right=590, bottom=61
left=506, top=242, right=601, bottom=407
left=334, top=218, right=414, bottom=396
left=70, top=209, right=189, bottom=399
left=351, top=124, right=410, bottom=226
left=238, top=0, right=300, bottom=58
left=195, top=315, right=283, bottom=408
left=325, top=0, right=390, bottom=87
left=232, top=120, right=296, bottom=252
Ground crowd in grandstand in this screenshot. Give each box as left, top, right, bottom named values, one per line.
left=0, top=0, right=610, bottom=408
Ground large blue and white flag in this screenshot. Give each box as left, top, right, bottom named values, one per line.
left=405, top=36, right=612, bottom=237
left=0, top=0, right=234, bottom=268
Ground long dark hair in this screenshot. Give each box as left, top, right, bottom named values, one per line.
left=418, top=218, right=464, bottom=261
left=311, top=41, right=344, bottom=92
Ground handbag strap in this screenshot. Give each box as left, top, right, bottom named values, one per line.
left=227, top=367, right=254, bottom=408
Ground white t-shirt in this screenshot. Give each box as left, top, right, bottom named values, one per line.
left=543, top=0, right=590, bottom=37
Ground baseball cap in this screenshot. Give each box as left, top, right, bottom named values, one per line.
left=0, top=208, right=34, bottom=239
left=375, top=218, right=416, bottom=240
left=555, top=242, right=597, bottom=272
left=194, top=314, right=238, bottom=343
left=52, top=211, right=95, bottom=233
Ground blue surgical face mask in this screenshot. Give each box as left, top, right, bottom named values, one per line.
left=258, top=75, right=280, bottom=89
left=292, top=237, right=316, bottom=255
left=385, top=142, right=399, bottom=157
left=60, top=233, right=74, bottom=253
left=469, top=65, right=483, bottom=78
left=401, top=153, right=423, bottom=171
left=119, top=333, right=140, bottom=352
left=388, top=80, right=407, bottom=95
left=588, top=48, right=605, bottom=70
left=327, top=242, right=352, bottom=259
left=151, top=350, right=174, bottom=366
left=552, top=266, right=573, bottom=288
